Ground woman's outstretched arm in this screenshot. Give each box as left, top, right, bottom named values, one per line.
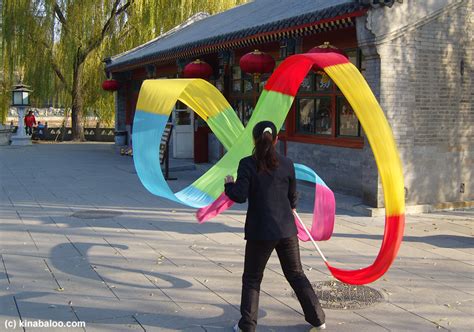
left=224, top=159, right=250, bottom=203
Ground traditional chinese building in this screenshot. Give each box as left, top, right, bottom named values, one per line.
left=105, top=0, right=473, bottom=212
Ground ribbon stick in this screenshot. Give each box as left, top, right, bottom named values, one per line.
left=293, top=210, right=327, bottom=262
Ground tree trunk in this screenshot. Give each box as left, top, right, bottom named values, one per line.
left=71, top=61, right=85, bottom=141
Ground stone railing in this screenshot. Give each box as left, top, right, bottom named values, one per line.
left=0, top=125, right=13, bottom=145
left=10, top=127, right=115, bottom=142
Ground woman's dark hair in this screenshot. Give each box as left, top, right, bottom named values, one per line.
left=252, top=121, right=279, bottom=173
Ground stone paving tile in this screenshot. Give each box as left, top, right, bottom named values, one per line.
left=0, top=292, right=19, bottom=322
left=131, top=303, right=236, bottom=331
left=13, top=297, right=80, bottom=331
left=354, top=303, right=443, bottom=331
left=85, top=317, right=144, bottom=332
left=1, top=143, right=473, bottom=331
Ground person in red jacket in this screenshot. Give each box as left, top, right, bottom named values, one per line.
left=24, top=111, right=36, bottom=136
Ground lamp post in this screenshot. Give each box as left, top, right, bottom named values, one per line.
left=10, top=82, right=33, bottom=146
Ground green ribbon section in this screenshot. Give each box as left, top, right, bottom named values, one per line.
left=191, top=90, right=294, bottom=198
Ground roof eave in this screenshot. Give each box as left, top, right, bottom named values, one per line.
left=106, top=4, right=367, bottom=73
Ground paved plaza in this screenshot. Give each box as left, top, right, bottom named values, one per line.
left=0, top=143, right=472, bottom=331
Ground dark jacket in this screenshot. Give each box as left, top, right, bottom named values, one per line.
left=224, top=153, right=298, bottom=240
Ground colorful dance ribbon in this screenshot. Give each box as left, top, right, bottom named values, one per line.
left=133, top=79, right=244, bottom=208
left=133, top=53, right=405, bottom=285
left=196, top=192, right=234, bottom=222
left=293, top=164, right=335, bottom=242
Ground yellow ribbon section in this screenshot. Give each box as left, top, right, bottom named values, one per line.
left=136, top=78, right=243, bottom=151
left=137, top=79, right=232, bottom=120
left=325, top=63, right=405, bottom=216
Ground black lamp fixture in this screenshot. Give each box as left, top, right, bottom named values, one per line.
left=11, top=82, right=32, bottom=107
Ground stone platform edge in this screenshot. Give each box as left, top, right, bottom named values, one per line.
left=297, top=180, right=474, bottom=217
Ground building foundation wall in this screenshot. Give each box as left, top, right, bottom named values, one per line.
left=286, top=141, right=364, bottom=197
left=360, top=0, right=473, bottom=206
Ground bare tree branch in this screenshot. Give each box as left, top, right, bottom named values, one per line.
left=27, top=33, right=70, bottom=91
left=51, top=59, right=69, bottom=90
left=80, top=0, right=132, bottom=62
left=53, top=2, right=67, bottom=27
left=117, top=22, right=137, bottom=40
left=116, top=1, right=132, bottom=16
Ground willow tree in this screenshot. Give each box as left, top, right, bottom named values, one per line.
left=2, top=0, right=246, bottom=139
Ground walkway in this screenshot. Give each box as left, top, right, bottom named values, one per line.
left=0, top=143, right=472, bottom=331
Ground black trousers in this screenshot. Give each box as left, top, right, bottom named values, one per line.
left=238, top=235, right=325, bottom=331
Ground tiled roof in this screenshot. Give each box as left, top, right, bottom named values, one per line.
left=106, top=0, right=364, bottom=71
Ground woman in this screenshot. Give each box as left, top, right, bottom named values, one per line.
left=224, top=121, right=326, bottom=332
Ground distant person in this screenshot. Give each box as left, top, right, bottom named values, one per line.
left=24, top=111, right=36, bottom=136
left=37, top=121, right=45, bottom=140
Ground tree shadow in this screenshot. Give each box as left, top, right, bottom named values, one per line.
left=1, top=291, right=249, bottom=330
left=47, top=242, right=193, bottom=291
left=1, top=242, right=247, bottom=329
left=34, top=213, right=244, bottom=235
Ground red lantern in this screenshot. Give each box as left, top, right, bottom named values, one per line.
left=102, top=79, right=121, bottom=91
left=239, top=50, right=275, bottom=78
left=183, top=59, right=213, bottom=79
left=307, top=42, right=348, bottom=71
left=307, top=42, right=348, bottom=57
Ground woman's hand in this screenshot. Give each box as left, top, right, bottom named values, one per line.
left=224, top=175, right=234, bottom=184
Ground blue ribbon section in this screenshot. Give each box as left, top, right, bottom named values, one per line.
left=133, top=110, right=214, bottom=208
left=294, top=163, right=328, bottom=187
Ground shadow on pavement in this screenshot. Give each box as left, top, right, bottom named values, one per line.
left=3, top=292, right=248, bottom=330
left=48, top=242, right=194, bottom=291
